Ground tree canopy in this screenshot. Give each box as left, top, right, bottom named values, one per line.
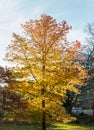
left=5, top=14, right=87, bottom=130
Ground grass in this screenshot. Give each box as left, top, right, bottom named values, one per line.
left=49, top=123, right=94, bottom=130
left=0, top=123, right=94, bottom=130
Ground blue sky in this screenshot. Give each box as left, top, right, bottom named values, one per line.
left=0, top=0, right=94, bottom=66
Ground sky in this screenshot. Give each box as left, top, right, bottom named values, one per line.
left=0, top=0, right=94, bottom=66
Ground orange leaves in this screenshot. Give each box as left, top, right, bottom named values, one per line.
left=76, top=40, right=81, bottom=48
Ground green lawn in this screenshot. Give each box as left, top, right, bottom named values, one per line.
left=0, top=123, right=94, bottom=130
left=49, top=123, right=94, bottom=130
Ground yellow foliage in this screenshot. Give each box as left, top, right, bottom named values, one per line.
left=5, top=14, right=87, bottom=124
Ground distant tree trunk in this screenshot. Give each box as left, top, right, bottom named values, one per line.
left=92, top=105, right=94, bottom=116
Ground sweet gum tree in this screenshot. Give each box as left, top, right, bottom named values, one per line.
left=5, top=14, right=87, bottom=130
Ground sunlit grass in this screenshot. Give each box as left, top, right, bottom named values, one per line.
left=49, top=123, right=94, bottom=130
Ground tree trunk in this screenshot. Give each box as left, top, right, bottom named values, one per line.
left=42, top=99, right=46, bottom=130
left=42, top=57, right=46, bottom=130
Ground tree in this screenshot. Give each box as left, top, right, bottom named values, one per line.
left=0, top=66, right=13, bottom=122
left=82, top=23, right=94, bottom=69
left=0, top=66, right=12, bottom=85
left=63, top=91, right=77, bottom=114
left=73, top=23, right=94, bottom=109
left=5, top=14, right=87, bottom=130
left=2, top=88, right=29, bottom=122
left=0, top=66, right=27, bottom=122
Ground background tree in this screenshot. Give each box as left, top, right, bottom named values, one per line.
left=73, top=23, right=94, bottom=109
left=0, top=66, right=12, bottom=85
left=0, top=66, right=13, bottom=122
left=5, top=14, right=87, bottom=130
left=82, top=23, right=94, bottom=69
left=2, top=88, right=29, bottom=123
left=63, top=91, right=78, bottom=114
left=64, top=23, right=94, bottom=113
